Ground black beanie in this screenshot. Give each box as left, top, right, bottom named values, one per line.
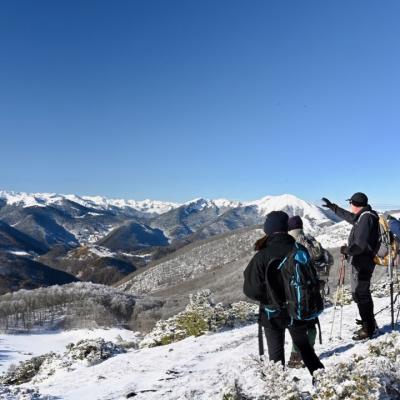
left=263, top=211, right=289, bottom=235
left=288, top=215, right=303, bottom=231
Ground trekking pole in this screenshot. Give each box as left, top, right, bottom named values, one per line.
left=338, top=255, right=346, bottom=339
left=388, top=232, right=395, bottom=331
left=329, top=256, right=345, bottom=340
left=258, top=305, right=264, bottom=358
left=328, top=270, right=340, bottom=340
left=395, top=260, right=400, bottom=326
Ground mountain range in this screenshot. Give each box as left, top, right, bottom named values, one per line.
left=0, top=189, right=390, bottom=297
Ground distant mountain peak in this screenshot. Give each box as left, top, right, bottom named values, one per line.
left=183, top=197, right=241, bottom=210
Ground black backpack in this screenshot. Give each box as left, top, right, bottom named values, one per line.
left=263, top=243, right=324, bottom=321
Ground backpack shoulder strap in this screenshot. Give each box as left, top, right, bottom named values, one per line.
left=277, top=243, right=298, bottom=270
left=356, top=211, right=379, bottom=225
left=293, top=242, right=311, bottom=264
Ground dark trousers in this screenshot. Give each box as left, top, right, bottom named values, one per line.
left=350, top=264, right=375, bottom=332
left=263, top=316, right=324, bottom=375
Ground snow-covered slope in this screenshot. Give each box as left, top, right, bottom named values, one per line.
left=118, top=227, right=262, bottom=295
left=0, top=328, right=138, bottom=375
left=315, top=220, right=351, bottom=249
left=0, top=294, right=398, bottom=399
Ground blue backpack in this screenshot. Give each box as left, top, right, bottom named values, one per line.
left=263, top=243, right=324, bottom=321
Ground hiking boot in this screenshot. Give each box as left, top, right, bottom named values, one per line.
left=354, top=319, right=378, bottom=334
left=352, top=324, right=378, bottom=341
left=312, top=377, right=317, bottom=387
left=352, top=327, right=371, bottom=341
left=287, top=352, right=304, bottom=368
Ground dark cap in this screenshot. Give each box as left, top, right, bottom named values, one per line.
left=346, top=192, right=368, bottom=207
left=288, top=215, right=303, bottom=231
left=263, top=211, right=289, bottom=235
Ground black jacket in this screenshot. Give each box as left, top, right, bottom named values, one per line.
left=243, top=232, right=296, bottom=326
left=332, top=204, right=379, bottom=269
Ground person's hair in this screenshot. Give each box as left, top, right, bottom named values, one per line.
left=254, top=235, right=268, bottom=251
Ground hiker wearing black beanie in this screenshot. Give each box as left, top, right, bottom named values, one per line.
left=243, top=211, right=324, bottom=376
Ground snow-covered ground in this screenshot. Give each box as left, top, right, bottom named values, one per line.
left=0, top=328, right=138, bottom=375
left=315, top=220, right=351, bottom=249
left=0, top=296, right=398, bottom=399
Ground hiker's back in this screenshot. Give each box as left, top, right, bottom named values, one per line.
left=288, top=228, right=331, bottom=284
left=243, top=211, right=324, bottom=376
left=278, top=242, right=324, bottom=321
left=243, top=232, right=296, bottom=305
left=289, top=229, right=322, bottom=260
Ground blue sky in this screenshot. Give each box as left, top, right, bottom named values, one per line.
left=1, top=1, right=399, bottom=207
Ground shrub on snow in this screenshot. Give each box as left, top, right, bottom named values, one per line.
left=371, top=278, right=400, bottom=299
left=223, top=357, right=305, bottom=400
left=64, top=338, right=126, bottom=365
left=330, top=285, right=352, bottom=306
left=140, top=289, right=258, bottom=347
left=313, top=332, right=400, bottom=400
left=0, top=385, right=52, bottom=400
left=0, top=355, right=51, bottom=385
left=0, top=338, right=126, bottom=385
left=222, top=333, right=400, bottom=400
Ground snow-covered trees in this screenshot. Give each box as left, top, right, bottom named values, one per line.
left=0, top=282, right=136, bottom=332
left=119, top=228, right=263, bottom=295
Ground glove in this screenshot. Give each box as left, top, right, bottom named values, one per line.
left=340, top=245, right=348, bottom=255
left=321, top=197, right=333, bottom=209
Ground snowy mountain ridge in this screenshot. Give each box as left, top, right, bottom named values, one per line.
left=0, top=190, right=334, bottom=220
left=0, top=190, right=180, bottom=216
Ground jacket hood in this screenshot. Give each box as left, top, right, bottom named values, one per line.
left=288, top=228, right=304, bottom=241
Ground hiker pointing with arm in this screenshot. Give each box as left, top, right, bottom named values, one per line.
left=322, top=193, right=379, bottom=340
left=243, top=211, right=324, bottom=377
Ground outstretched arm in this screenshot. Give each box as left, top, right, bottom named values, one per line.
left=321, top=197, right=355, bottom=225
